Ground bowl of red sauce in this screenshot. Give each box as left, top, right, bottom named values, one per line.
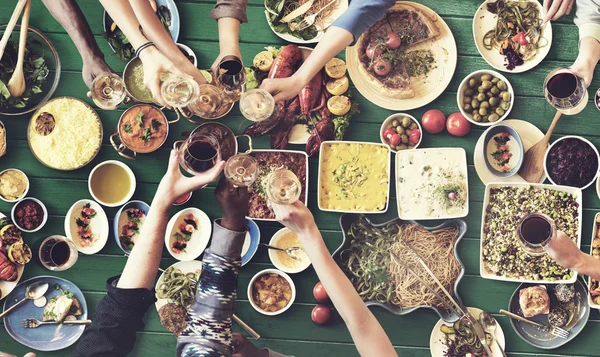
left=173, top=191, right=192, bottom=206
left=11, top=197, right=48, bottom=233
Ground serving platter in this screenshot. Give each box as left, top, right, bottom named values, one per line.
left=479, top=183, right=582, bottom=284
left=165, top=207, right=212, bottom=261
left=346, top=1, right=457, bottom=111
left=333, top=213, right=467, bottom=323
left=0, top=212, right=25, bottom=301
left=472, top=0, right=552, bottom=73
left=64, top=199, right=109, bottom=255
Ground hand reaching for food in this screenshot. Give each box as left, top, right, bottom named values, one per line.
left=543, top=0, right=575, bottom=21
left=261, top=75, right=306, bottom=103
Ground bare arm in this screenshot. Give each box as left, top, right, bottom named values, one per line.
left=210, top=17, right=243, bottom=72
left=546, top=230, right=600, bottom=281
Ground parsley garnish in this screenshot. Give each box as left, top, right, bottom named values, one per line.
left=151, top=119, right=162, bottom=131
left=139, top=128, right=152, bottom=143
left=136, top=112, right=145, bottom=128
left=123, top=124, right=132, bottom=134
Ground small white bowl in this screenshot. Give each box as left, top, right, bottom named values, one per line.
left=544, top=135, right=600, bottom=190
left=176, top=43, right=198, bottom=67
left=11, top=197, right=48, bottom=233
left=88, top=160, right=136, bottom=207
left=268, top=228, right=311, bottom=274
left=379, top=113, right=422, bottom=152
left=0, top=168, right=30, bottom=203
left=248, top=268, right=296, bottom=316
left=165, top=207, right=212, bottom=261
left=64, top=199, right=109, bottom=255
left=457, top=70, right=514, bottom=127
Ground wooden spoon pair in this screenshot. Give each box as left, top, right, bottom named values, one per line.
left=0, top=0, right=31, bottom=98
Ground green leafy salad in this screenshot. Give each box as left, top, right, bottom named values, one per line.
left=265, top=0, right=319, bottom=41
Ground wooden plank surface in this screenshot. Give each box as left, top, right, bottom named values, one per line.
left=1, top=0, right=599, bottom=356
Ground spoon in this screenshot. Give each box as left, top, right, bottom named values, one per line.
left=0, top=0, right=28, bottom=61
left=479, top=311, right=507, bottom=357
left=518, top=110, right=562, bottom=183
left=259, top=243, right=304, bottom=261
left=7, top=0, right=31, bottom=98
left=0, top=281, right=49, bottom=319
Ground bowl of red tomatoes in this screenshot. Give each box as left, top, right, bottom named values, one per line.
left=380, top=113, right=422, bottom=152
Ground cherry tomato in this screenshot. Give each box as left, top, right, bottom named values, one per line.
left=366, top=42, right=383, bottom=60
left=373, top=58, right=392, bottom=76
left=311, top=304, right=332, bottom=325
left=389, top=133, right=401, bottom=147
left=511, top=32, right=529, bottom=46
left=421, top=109, right=446, bottom=134
left=385, top=32, right=401, bottom=49
left=383, top=128, right=396, bottom=140
left=446, top=112, right=472, bottom=137
left=313, top=282, right=329, bottom=303
left=409, top=129, right=421, bottom=144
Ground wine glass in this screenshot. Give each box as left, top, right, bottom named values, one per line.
left=216, top=55, right=245, bottom=103
left=188, top=84, right=225, bottom=119
left=224, top=153, right=259, bottom=187
left=39, top=235, right=79, bottom=271
left=544, top=68, right=588, bottom=115
left=239, top=88, right=279, bottom=122
left=265, top=169, right=301, bottom=205
left=177, top=133, right=221, bottom=175
left=161, top=73, right=201, bottom=108
left=90, top=72, right=126, bottom=110
left=516, top=213, right=557, bottom=256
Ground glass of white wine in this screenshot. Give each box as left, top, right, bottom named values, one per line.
left=161, top=73, right=201, bottom=108
left=90, top=72, right=127, bottom=110
left=239, top=88, right=281, bottom=132
left=224, top=153, right=259, bottom=187
left=188, top=84, right=225, bottom=119
left=265, top=169, right=301, bottom=205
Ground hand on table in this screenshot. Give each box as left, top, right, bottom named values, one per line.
left=260, top=75, right=305, bottom=102
left=543, top=0, right=575, bottom=22
left=154, top=149, right=224, bottom=206
left=545, top=230, right=584, bottom=270
left=231, top=333, right=268, bottom=357
left=214, top=176, right=249, bottom=232
left=272, top=201, right=318, bottom=236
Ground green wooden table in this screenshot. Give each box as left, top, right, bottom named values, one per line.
left=1, top=0, right=599, bottom=356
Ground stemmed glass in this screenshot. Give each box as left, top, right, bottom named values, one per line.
left=187, top=84, right=225, bottom=119
left=516, top=213, right=557, bottom=256
left=176, top=133, right=221, bottom=175
left=544, top=68, right=588, bottom=115
left=216, top=55, right=246, bottom=103
left=265, top=169, right=301, bottom=205
left=224, top=153, right=259, bottom=188
left=239, top=88, right=281, bottom=132
left=90, top=72, right=127, bottom=110
left=161, top=73, right=201, bottom=109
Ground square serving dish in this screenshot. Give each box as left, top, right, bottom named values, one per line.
left=480, top=183, right=582, bottom=284
left=317, top=141, right=391, bottom=214
left=588, top=213, right=600, bottom=309
left=396, top=147, right=469, bottom=220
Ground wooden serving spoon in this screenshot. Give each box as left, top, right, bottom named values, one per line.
left=7, top=0, right=30, bottom=98
left=0, top=0, right=28, bottom=62
left=518, top=110, right=563, bottom=183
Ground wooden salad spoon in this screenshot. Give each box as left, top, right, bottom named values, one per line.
left=518, top=110, right=563, bottom=183
left=7, top=0, right=31, bottom=98
left=0, top=0, right=28, bottom=62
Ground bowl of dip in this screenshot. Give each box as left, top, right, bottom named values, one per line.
left=11, top=197, right=48, bottom=233
left=123, top=57, right=155, bottom=103
left=0, top=169, right=29, bottom=203
left=248, top=269, right=296, bottom=316
left=88, top=160, right=136, bottom=207
left=483, top=124, right=524, bottom=178
left=268, top=228, right=311, bottom=274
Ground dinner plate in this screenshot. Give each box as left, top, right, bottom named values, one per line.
left=346, top=1, right=457, bottom=111
left=0, top=212, right=25, bottom=301
left=473, top=0, right=552, bottom=73
left=64, top=199, right=109, bottom=255
left=165, top=207, right=212, bottom=261
left=430, top=307, right=505, bottom=357
left=3, top=276, right=88, bottom=351
left=113, top=200, right=150, bottom=255
left=155, top=260, right=202, bottom=312
left=474, top=119, right=547, bottom=184
left=508, top=280, right=590, bottom=349
left=242, top=218, right=260, bottom=266
left=264, top=0, right=348, bottom=44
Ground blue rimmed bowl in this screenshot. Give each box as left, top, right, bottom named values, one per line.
left=242, top=218, right=260, bottom=266
left=483, top=124, right=524, bottom=178
left=113, top=200, right=150, bottom=254
left=333, top=213, right=467, bottom=323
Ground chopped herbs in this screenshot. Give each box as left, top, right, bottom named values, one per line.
left=139, top=128, right=152, bottom=143
left=151, top=119, right=162, bottom=131
left=136, top=112, right=145, bottom=128
left=265, top=0, right=319, bottom=40
left=123, top=123, right=132, bottom=134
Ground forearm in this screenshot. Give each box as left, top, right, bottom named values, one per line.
left=100, top=0, right=149, bottom=49
left=217, top=17, right=241, bottom=56
left=574, top=253, right=600, bottom=281
left=575, top=37, right=600, bottom=66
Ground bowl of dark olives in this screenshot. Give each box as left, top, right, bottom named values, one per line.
left=457, top=70, right=514, bottom=126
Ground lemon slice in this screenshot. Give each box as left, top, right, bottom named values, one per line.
left=327, top=96, right=351, bottom=116
left=326, top=76, right=349, bottom=96
left=199, top=70, right=213, bottom=83
left=325, top=58, right=347, bottom=79
left=8, top=242, right=32, bottom=265
left=253, top=51, right=275, bottom=72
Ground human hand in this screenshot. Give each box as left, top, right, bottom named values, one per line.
left=0, top=353, right=35, bottom=357
left=210, top=47, right=243, bottom=78
left=154, top=149, right=224, bottom=207
left=543, top=0, right=574, bottom=22
left=260, top=75, right=305, bottom=102
left=231, top=333, right=268, bottom=357
left=82, top=57, right=113, bottom=89
left=214, top=176, right=249, bottom=232
left=272, top=201, right=317, bottom=236
left=138, top=46, right=183, bottom=107
left=545, top=230, right=584, bottom=270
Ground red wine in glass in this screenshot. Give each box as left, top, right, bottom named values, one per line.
left=544, top=68, right=588, bottom=115
left=217, top=55, right=245, bottom=102
left=516, top=213, right=556, bottom=256
left=39, top=235, right=78, bottom=271
left=179, top=133, right=221, bottom=175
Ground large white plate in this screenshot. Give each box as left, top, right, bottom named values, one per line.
left=474, top=119, right=547, bottom=185
left=165, top=207, right=212, bottom=261
left=0, top=212, right=25, bottom=301
left=155, top=260, right=202, bottom=312
left=64, top=199, right=109, bottom=255
left=430, top=307, right=506, bottom=357
left=473, top=0, right=552, bottom=73
left=480, top=183, right=582, bottom=284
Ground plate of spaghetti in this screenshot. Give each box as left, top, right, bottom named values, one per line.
left=333, top=214, right=467, bottom=323
left=264, top=0, right=348, bottom=43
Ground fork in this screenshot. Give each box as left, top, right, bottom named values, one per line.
left=259, top=243, right=304, bottom=261
left=21, top=318, right=92, bottom=329
left=293, top=0, right=338, bottom=32
left=499, top=309, right=570, bottom=339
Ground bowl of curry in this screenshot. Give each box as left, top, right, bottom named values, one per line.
left=110, top=104, right=171, bottom=159
left=248, top=269, right=296, bottom=316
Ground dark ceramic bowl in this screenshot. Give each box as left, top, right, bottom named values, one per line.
left=483, top=124, right=524, bottom=178
left=333, top=213, right=467, bottom=323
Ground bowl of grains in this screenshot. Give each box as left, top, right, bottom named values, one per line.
left=268, top=228, right=311, bottom=274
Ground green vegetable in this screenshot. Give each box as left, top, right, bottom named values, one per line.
left=139, top=128, right=152, bottom=143
left=266, top=0, right=319, bottom=41
left=440, top=325, right=455, bottom=335
left=245, top=67, right=259, bottom=90
left=151, top=119, right=162, bottom=131
left=123, top=124, right=133, bottom=134
left=136, top=112, right=145, bottom=128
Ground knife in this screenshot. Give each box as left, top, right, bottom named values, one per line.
left=465, top=310, right=495, bottom=357
left=281, top=0, right=314, bottom=23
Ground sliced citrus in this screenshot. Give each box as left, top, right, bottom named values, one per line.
left=326, top=76, right=349, bottom=96
left=253, top=51, right=275, bottom=72
left=325, top=58, right=347, bottom=79
left=327, top=95, right=351, bottom=116
left=199, top=70, right=213, bottom=83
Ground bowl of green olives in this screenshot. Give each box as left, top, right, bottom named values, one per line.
left=457, top=70, right=514, bottom=126
left=380, top=113, right=422, bottom=152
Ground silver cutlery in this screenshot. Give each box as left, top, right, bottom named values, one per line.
left=21, top=318, right=92, bottom=329
left=499, top=309, right=570, bottom=339
left=293, top=0, right=338, bottom=32
left=479, top=310, right=507, bottom=357
left=259, top=243, right=304, bottom=261
left=0, top=282, right=49, bottom=319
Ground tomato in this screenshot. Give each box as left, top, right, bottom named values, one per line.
left=385, top=32, right=401, bottom=49
left=373, top=58, right=392, bottom=76
left=409, top=129, right=421, bottom=144
left=383, top=128, right=396, bottom=140
left=313, top=282, right=329, bottom=303
left=446, top=112, right=472, bottom=137
left=421, top=110, right=446, bottom=134
left=389, top=133, right=401, bottom=147
left=366, top=42, right=383, bottom=60
left=511, top=32, right=529, bottom=46
left=311, top=304, right=332, bottom=325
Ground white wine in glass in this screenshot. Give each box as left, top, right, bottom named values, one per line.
left=188, top=84, right=224, bottom=118
left=224, top=153, right=259, bottom=187
left=161, top=74, right=201, bottom=108
left=90, top=72, right=126, bottom=110
left=266, top=169, right=301, bottom=205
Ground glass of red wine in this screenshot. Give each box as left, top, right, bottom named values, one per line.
left=177, top=132, right=221, bottom=175
left=39, top=235, right=78, bottom=271
left=544, top=68, right=588, bottom=115
left=516, top=213, right=557, bottom=256
left=216, top=55, right=245, bottom=103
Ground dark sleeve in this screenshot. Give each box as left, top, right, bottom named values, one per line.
left=331, top=0, right=396, bottom=45
left=210, top=0, right=248, bottom=23
left=73, top=276, right=156, bottom=357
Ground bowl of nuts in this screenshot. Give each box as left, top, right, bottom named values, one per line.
left=457, top=70, right=514, bottom=126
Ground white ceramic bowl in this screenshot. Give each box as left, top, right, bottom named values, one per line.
left=268, top=228, right=311, bottom=274
left=11, top=197, right=48, bottom=233
left=379, top=113, right=422, bottom=152
left=457, top=69, right=514, bottom=127
left=165, top=207, right=212, bottom=261
left=0, top=168, right=29, bottom=203
left=247, top=268, right=296, bottom=316
left=88, top=160, right=136, bottom=207
left=64, top=199, right=109, bottom=255
left=176, top=43, right=198, bottom=67
left=544, top=135, right=600, bottom=190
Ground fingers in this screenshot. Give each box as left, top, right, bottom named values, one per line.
left=167, top=149, right=180, bottom=174
left=567, top=0, right=575, bottom=15
left=191, top=160, right=225, bottom=189
left=147, top=75, right=166, bottom=107
left=553, top=0, right=572, bottom=20
left=546, top=0, right=562, bottom=21
left=272, top=92, right=289, bottom=103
